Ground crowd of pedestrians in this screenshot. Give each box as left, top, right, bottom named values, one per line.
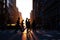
left=16, top=17, right=36, bottom=32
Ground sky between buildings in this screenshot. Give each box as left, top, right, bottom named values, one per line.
left=16, top=0, right=33, bottom=20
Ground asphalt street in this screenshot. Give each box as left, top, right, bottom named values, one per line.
left=0, top=29, right=60, bottom=40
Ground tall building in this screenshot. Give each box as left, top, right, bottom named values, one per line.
left=33, top=0, right=60, bottom=30
left=0, top=0, right=21, bottom=26
left=44, top=0, right=60, bottom=30
left=33, top=0, right=42, bottom=27
left=30, top=10, right=35, bottom=24
left=0, top=0, right=3, bottom=26
left=7, top=0, right=20, bottom=24
left=0, top=0, right=9, bottom=26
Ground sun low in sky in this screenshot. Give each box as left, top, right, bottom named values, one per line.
left=16, top=0, right=32, bottom=20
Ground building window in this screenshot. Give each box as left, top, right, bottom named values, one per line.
left=7, top=0, right=9, bottom=7
left=3, top=0, right=5, bottom=8
left=4, top=0, right=5, bottom=3
left=3, top=5, right=5, bottom=8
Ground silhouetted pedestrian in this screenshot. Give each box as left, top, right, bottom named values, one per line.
left=25, top=18, right=28, bottom=28
left=16, top=17, right=22, bottom=31
left=16, top=17, right=20, bottom=27
left=27, top=19, right=30, bottom=29
left=21, top=20, right=25, bottom=32
left=25, top=18, right=30, bottom=33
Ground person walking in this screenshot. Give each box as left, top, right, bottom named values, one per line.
left=16, top=17, right=22, bottom=31
left=21, top=20, right=25, bottom=32
left=25, top=18, right=30, bottom=33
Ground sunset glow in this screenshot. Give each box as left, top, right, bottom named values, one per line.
left=16, top=0, right=32, bottom=20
